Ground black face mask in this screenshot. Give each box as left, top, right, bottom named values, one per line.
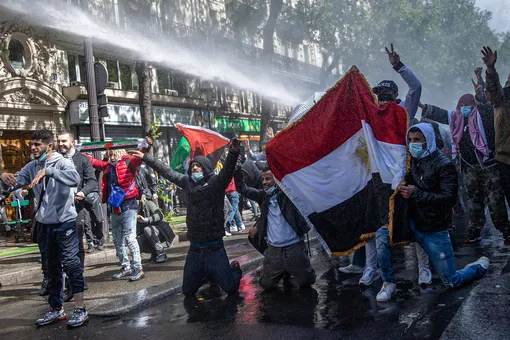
left=377, top=94, right=394, bottom=102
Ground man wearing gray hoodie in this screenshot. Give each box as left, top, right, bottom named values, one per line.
left=0, top=130, right=88, bottom=329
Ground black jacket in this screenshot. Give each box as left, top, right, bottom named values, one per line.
left=71, top=152, right=98, bottom=196
left=143, top=150, right=239, bottom=244
left=137, top=199, right=176, bottom=245
left=407, top=150, right=458, bottom=232
left=135, top=166, right=158, bottom=199
left=241, top=160, right=262, bottom=190
left=234, top=168, right=309, bottom=253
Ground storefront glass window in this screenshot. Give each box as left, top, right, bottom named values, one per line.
left=8, top=39, right=25, bottom=69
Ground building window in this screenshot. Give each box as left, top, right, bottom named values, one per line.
left=67, top=53, right=78, bottom=83
left=157, top=69, right=171, bottom=93
left=8, top=39, right=26, bottom=70
left=171, top=71, right=189, bottom=97
left=119, top=63, right=133, bottom=90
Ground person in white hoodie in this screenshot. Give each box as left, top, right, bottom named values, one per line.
left=0, top=130, right=88, bottom=329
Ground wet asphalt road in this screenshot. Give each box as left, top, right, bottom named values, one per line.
left=0, top=213, right=505, bottom=340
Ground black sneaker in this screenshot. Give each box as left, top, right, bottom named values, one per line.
left=87, top=242, right=95, bottom=253
left=67, top=308, right=89, bottom=328
left=465, top=231, right=481, bottom=245
left=35, top=308, right=66, bottom=326
left=97, top=239, right=104, bottom=251
left=39, top=278, right=49, bottom=296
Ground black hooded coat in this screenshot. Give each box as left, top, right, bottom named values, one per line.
left=142, top=151, right=239, bottom=244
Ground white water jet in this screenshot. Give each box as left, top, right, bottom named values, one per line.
left=1, top=0, right=305, bottom=105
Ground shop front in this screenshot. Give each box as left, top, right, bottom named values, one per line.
left=216, top=117, right=262, bottom=151
left=69, top=100, right=196, bottom=162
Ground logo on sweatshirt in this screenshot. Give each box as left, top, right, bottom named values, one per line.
left=66, top=229, right=74, bottom=237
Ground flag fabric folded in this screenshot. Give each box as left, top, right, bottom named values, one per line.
left=170, top=137, right=191, bottom=174
left=76, top=139, right=148, bottom=152
left=176, top=123, right=230, bottom=169
left=266, top=66, right=411, bottom=256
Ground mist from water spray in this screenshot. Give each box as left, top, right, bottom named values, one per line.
left=1, top=0, right=303, bottom=105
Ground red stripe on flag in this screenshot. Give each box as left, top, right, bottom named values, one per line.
left=176, top=124, right=229, bottom=161
left=266, top=68, right=408, bottom=181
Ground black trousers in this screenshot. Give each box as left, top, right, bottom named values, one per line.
left=76, top=192, right=104, bottom=244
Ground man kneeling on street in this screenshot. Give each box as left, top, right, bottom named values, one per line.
left=0, top=130, right=88, bottom=328
left=136, top=195, right=176, bottom=263
left=375, top=123, right=489, bottom=302
left=235, top=165, right=316, bottom=290
left=129, top=139, right=242, bottom=296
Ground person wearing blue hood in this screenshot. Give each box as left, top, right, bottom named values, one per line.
left=129, top=139, right=242, bottom=296
left=375, top=123, right=489, bottom=302
left=0, top=130, right=88, bottom=328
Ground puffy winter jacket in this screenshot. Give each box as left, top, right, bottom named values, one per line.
left=87, top=154, right=143, bottom=204
left=142, top=150, right=239, bottom=244
left=407, top=150, right=459, bottom=232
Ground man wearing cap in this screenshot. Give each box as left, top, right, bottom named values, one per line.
left=340, top=43, right=431, bottom=288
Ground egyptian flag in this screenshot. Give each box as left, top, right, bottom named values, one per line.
left=266, top=67, right=411, bottom=256
left=176, top=123, right=229, bottom=169
left=170, top=137, right=191, bottom=174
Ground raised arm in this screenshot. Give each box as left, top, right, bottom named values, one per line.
left=85, top=154, right=109, bottom=172
left=421, top=103, right=450, bottom=125
left=216, top=139, right=241, bottom=190
left=46, top=159, right=80, bottom=187
left=234, top=168, right=265, bottom=203
left=481, top=46, right=505, bottom=108
left=140, top=153, right=188, bottom=189
left=386, top=43, right=422, bottom=121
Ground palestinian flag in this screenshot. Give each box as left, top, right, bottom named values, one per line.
left=170, top=137, right=191, bottom=174
left=266, top=67, right=411, bottom=256
left=176, top=123, right=229, bottom=169
left=76, top=139, right=148, bottom=152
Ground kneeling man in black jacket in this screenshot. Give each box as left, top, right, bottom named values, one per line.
left=235, top=165, right=316, bottom=290
left=375, top=123, right=489, bottom=302
left=129, top=139, right=242, bottom=296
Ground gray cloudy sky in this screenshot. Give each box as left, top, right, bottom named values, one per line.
left=475, top=0, right=510, bottom=32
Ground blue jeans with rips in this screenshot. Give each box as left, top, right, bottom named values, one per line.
left=226, top=192, right=243, bottom=229
left=111, top=208, right=142, bottom=271
left=376, top=222, right=486, bottom=288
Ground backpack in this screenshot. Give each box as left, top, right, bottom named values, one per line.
left=107, top=166, right=135, bottom=208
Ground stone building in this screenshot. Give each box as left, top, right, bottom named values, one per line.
left=0, top=0, right=323, bottom=173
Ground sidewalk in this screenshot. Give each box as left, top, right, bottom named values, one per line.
left=440, top=235, right=510, bottom=340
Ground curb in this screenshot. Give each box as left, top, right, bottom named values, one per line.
left=89, top=250, right=264, bottom=316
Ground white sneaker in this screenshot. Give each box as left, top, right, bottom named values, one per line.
left=359, top=267, right=380, bottom=286
left=238, top=224, right=246, bottom=232
left=464, top=256, right=489, bottom=270
left=339, top=264, right=364, bottom=275
left=225, top=231, right=232, bottom=237
left=230, top=227, right=237, bottom=233
left=376, top=282, right=397, bottom=302
left=418, top=268, right=432, bottom=285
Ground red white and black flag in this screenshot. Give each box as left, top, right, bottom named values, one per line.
left=266, top=67, right=410, bottom=255
left=176, top=123, right=229, bottom=168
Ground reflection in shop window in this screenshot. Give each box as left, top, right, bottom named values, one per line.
left=8, top=39, right=26, bottom=70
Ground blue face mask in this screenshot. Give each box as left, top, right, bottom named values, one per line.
left=460, top=106, right=472, bottom=117
left=409, top=142, right=426, bottom=159
left=266, top=186, right=277, bottom=195
left=37, top=152, right=48, bottom=162
left=191, top=172, right=204, bottom=182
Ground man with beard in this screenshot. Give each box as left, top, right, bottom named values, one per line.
left=234, top=165, right=315, bottom=290
left=481, top=46, right=510, bottom=211
left=0, top=130, right=88, bottom=328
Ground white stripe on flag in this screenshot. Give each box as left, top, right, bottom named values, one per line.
left=278, top=125, right=407, bottom=216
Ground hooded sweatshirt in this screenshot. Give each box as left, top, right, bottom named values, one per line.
left=142, top=151, right=239, bottom=244
left=13, top=153, right=80, bottom=224
left=405, top=123, right=458, bottom=232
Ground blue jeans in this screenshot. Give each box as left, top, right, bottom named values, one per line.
left=249, top=199, right=260, bottom=217
left=111, top=208, right=142, bottom=271
left=376, top=223, right=486, bottom=288
left=226, top=192, right=243, bottom=229
left=39, top=221, right=85, bottom=309
left=182, top=244, right=242, bottom=296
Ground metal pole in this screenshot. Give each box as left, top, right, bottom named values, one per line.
left=81, top=0, right=100, bottom=144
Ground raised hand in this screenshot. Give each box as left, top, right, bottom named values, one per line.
left=474, top=67, right=483, bottom=79
left=481, top=46, right=497, bottom=69
left=471, top=79, right=482, bottom=94
left=128, top=150, right=144, bottom=159
left=385, top=43, right=400, bottom=67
